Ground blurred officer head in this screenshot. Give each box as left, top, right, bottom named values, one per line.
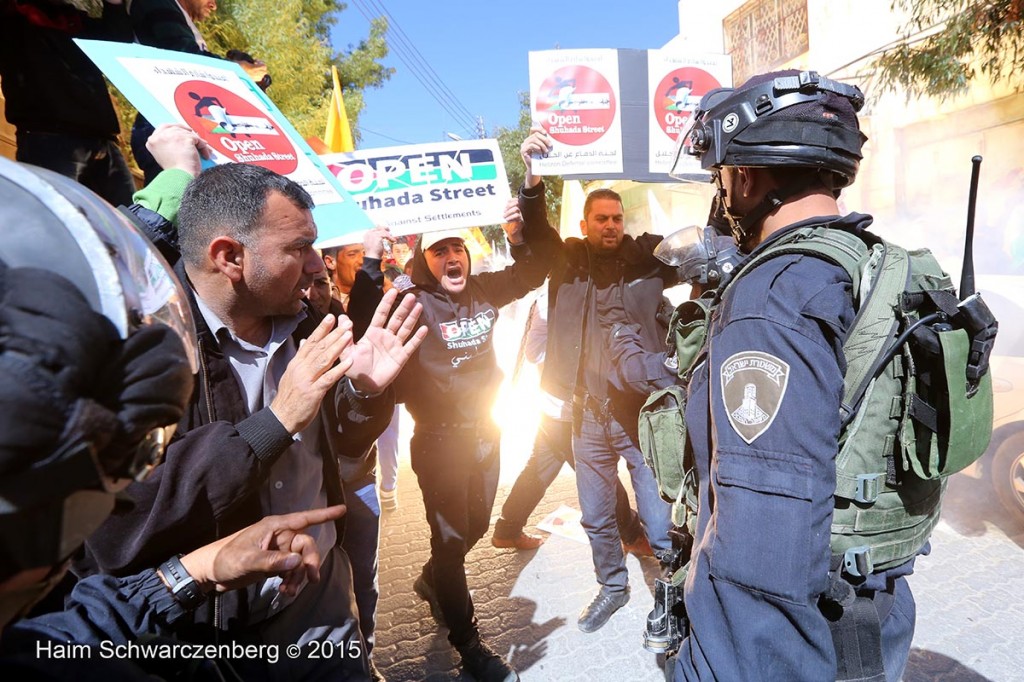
left=0, top=158, right=196, bottom=629
left=678, top=69, right=867, bottom=247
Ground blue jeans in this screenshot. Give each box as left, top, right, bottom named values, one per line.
left=16, top=130, right=134, bottom=206
left=495, top=415, right=642, bottom=542
left=341, top=473, right=380, bottom=656
left=573, top=409, right=672, bottom=594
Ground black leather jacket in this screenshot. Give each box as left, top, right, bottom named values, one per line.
left=519, top=181, right=679, bottom=421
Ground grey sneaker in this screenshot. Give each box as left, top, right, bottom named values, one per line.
left=578, top=588, right=630, bottom=633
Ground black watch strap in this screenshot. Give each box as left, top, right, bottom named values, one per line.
left=160, top=554, right=206, bottom=610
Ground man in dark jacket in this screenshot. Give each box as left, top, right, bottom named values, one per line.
left=81, top=162, right=426, bottom=680
left=0, top=0, right=136, bottom=205
left=518, top=128, right=676, bottom=634
left=362, top=201, right=553, bottom=682
left=0, top=155, right=359, bottom=679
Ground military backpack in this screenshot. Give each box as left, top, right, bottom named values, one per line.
left=638, top=221, right=997, bottom=580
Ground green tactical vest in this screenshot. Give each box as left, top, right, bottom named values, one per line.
left=638, top=223, right=995, bottom=580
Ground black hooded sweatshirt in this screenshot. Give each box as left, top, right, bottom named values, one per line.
left=393, top=226, right=556, bottom=427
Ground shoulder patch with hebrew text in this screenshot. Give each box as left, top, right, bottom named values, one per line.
left=720, top=351, right=790, bottom=444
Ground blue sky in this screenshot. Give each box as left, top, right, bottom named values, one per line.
left=330, top=0, right=682, bottom=147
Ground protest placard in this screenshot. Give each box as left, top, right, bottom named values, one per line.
left=75, top=40, right=372, bottom=243
left=527, top=48, right=730, bottom=181
left=528, top=49, right=623, bottom=176
left=647, top=51, right=731, bottom=175
left=321, top=139, right=511, bottom=238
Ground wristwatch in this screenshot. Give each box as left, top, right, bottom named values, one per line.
left=159, top=554, right=206, bottom=610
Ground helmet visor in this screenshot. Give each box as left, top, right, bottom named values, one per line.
left=94, top=211, right=199, bottom=376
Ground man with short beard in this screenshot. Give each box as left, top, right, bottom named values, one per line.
left=517, top=127, right=677, bottom=634
left=81, top=162, right=427, bottom=680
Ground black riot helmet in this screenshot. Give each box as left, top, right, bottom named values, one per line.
left=682, top=69, right=866, bottom=184
left=675, top=70, right=867, bottom=242
left=0, top=158, right=196, bottom=619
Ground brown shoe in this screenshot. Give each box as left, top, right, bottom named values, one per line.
left=621, top=533, right=654, bottom=557
left=491, top=531, right=545, bottom=550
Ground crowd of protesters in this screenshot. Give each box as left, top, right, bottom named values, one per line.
left=0, top=2, right=929, bottom=681
left=0, top=2, right=680, bottom=675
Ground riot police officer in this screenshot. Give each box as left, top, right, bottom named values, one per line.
left=667, top=69, right=916, bottom=681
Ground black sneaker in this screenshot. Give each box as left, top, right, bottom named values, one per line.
left=456, top=636, right=519, bottom=682
left=577, top=588, right=630, bottom=633
left=413, top=574, right=446, bottom=626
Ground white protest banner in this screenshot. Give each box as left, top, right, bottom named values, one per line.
left=75, top=40, right=373, bottom=242
left=528, top=49, right=623, bottom=176
left=320, top=139, right=511, bottom=242
left=648, top=51, right=731, bottom=175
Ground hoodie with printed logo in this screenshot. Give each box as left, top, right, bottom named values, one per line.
left=390, top=224, right=556, bottom=427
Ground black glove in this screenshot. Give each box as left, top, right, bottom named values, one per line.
left=97, top=324, right=194, bottom=477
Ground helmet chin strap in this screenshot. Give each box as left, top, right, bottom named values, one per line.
left=714, top=171, right=823, bottom=246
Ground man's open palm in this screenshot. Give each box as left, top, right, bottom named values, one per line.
left=345, top=288, right=427, bottom=393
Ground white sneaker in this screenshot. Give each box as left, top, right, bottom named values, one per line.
left=379, top=486, right=397, bottom=511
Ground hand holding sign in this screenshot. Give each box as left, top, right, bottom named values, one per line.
left=502, top=198, right=525, bottom=245
left=363, top=226, right=396, bottom=260
left=145, top=123, right=214, bottom=178
left=520, top=125, right=552, bottom=189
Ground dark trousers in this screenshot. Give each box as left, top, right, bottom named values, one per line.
left=235, top=546, right=368, bottom=681
left=411, top=424, right=500, bottom=647
left=16, top=130, right=134, bottom=206
left=494, top=415, right=642, bottom=542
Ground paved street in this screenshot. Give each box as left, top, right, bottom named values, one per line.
left=372, top=410, right=1024, bottom=682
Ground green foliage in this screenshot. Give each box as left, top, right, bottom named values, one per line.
left=204, top=0, right=392, bottom=141
left=203, top=0, right=328, bottom=138
left=874, top=0, right=1024, bottom=99
left=494, top=92, right=563, bottom=226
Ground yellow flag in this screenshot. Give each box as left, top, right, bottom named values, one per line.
left=324, top=65, right=355, bottom=153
